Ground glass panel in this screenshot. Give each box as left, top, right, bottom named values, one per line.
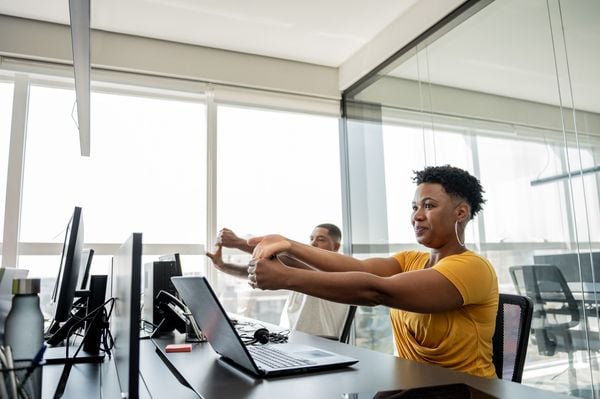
left=216, top=104, right=342, bottom=324
left=343, top=0, right=600, bottom=395
left=0, top=82, right=13, bottom=256
left=20, top=84, right=206, bottom=304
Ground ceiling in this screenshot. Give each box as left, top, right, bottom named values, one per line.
left=2, top=0, right=596, bottom=114
left=389, top=0, right=600, bottom=113
left=0, top=0, right=419, bottom=68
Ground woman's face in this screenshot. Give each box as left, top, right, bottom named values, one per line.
left=411, top=183, right=461, bottom=249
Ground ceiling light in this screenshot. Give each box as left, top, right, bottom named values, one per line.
left=69, top=0, right=91, bottom=157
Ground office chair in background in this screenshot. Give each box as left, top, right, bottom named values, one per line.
left=509, top=264, right=600, bottom=392
left=492, top=293, right=533, bottom=382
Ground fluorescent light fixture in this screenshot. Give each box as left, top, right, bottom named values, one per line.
left=69, top=0, right=91, bottom=157
left=530, top=165, right=600, bottom=186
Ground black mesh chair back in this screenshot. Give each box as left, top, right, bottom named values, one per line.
left=339, top=305, right=357, bottom=343
left=319, top=305, right=357, bottom=343
left=492, top=293, right=533, bottom=382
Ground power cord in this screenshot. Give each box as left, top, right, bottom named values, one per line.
left=59, top=297, right=115, bottom=361
left=53, top=297, right=115, bottom=399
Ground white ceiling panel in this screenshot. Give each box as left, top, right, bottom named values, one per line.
left=0, top=0, right=418, bottom=67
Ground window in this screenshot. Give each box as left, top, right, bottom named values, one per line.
left=0, top=82, right=13, bottom=258
left=478, top=136, right=568, bottom=244
left=382, top=123, right=473, bottom=244
left=216, top=104, right=342, bottom=323
left=20, top=84, right=206, bottom=282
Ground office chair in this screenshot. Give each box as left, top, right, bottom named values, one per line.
left=321, top=305, right=357, bottom=343
left=338, top=305, right=357, bottom=344
left=509, top=265, right=600, bottom=390
left=492, top=293, right=533, bottom=382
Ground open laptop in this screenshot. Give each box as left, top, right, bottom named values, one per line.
left=171, top=276, right=358, bottom=377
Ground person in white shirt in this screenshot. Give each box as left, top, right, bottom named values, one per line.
left=206, top=224, right=350, bottom=338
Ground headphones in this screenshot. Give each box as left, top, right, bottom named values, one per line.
left=252, top=328, right=270, bottom=344
left=240, top=327, right=289, bottom=345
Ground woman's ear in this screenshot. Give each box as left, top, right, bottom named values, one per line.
left=456, top=201, right=470, bottom=223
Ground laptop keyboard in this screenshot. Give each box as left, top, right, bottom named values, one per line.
left=247, top=345, right=312, bottom=369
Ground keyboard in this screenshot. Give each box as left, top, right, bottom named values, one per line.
left=247, top=345, right=312, bottom=369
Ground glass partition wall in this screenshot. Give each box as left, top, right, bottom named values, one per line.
left=342, top=0, right=600, bottom=396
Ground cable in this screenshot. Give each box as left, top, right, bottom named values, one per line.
left=49, top=297, right=115, bottom=361
left=237, top=323, right=290, bottom=346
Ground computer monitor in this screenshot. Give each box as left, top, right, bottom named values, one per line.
left=158, top=253, right=182, bottom=274
left=157, top=252, right=183, bottom=296
left=77, top=248, right=94, bottom=290
left=50, top=206, right=84, bottom=324
left=112, top=233, right=142, bottom=399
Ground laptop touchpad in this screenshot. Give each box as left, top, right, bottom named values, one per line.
left=296, top=350, right=334, bottom=358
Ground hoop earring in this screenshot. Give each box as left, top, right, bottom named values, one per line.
left=455, top=220, right=465, bottom=247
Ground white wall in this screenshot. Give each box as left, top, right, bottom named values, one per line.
left=0, top=14, right=340, bottom=99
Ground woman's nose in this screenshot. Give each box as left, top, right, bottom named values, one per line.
left=412, top=209, right=424, bottom=221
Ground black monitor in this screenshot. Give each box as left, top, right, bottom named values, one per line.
left=112, top=233, right=142, bottom=399
left=158, top=252, right=183, bottom=295
left=158, top=253, right=182, bottom=275
left=77, top=248, right=94, bottom=290
left=50, top=206, right=84, bottom=323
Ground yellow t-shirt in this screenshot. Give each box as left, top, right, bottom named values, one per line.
left=390, top=250, right=498, bottom=378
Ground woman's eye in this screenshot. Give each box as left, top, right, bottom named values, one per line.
left=424, top=203, right=433, bottom=209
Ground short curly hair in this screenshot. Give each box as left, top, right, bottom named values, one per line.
left=412, top=165, right=486, bottom=219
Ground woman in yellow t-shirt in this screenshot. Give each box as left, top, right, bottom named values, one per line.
left=248, top=165, right=498, bottom=378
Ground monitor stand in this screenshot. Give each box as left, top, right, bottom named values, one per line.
left=44, top=275, right=108, bottom=364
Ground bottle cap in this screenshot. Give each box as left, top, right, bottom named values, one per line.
left=12, top=278, right=41, bottom=295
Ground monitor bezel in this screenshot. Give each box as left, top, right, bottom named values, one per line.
left=51, top=206, right=84, bottom=323
left=112, top=232, right=142, bottom=399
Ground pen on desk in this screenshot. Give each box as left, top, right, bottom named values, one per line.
left=18, top=344, right=47, bottom=390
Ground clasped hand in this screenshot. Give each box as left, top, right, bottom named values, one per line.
left=246, top=235, right=292, bottom=290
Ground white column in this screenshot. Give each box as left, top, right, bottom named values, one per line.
left=2, top=75, right=29, bottom=268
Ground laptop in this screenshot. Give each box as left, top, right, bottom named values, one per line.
left=171, top=276, right=358, bottom=377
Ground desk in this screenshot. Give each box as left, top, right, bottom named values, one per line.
left=567, top=282, right=600, bottom=313
left=42, top=359, right=121, bottom=399
left=568, top=282, right=600, bottom=294
left=141, top=330, right=573, bottom=399
left=41, top=350, right=150, bottom=399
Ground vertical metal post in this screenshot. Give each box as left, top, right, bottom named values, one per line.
left=2, top=75, right=29, bottom=268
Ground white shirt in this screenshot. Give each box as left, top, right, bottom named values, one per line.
left=280, top=291, right=350, bottom=338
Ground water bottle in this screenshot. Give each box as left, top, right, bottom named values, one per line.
left=5, top=278, right=44, bottom=399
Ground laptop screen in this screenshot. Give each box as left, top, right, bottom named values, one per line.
left=171, top=276, right=259, bottom=373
